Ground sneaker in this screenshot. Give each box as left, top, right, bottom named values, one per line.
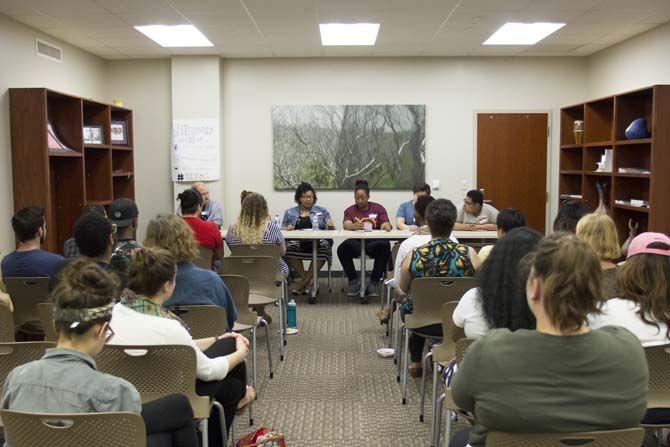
left=347, top=278, right=361, bottom=297
left=366, top=280, right=380, bottom=297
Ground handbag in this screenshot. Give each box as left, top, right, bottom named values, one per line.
left=236, top=428, right=286, bottom=447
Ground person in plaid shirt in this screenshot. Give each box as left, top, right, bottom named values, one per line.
left=63, top=204, right=106, bottom=258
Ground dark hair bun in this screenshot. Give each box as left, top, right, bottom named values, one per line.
left=355, top=180, right=369, bottom=187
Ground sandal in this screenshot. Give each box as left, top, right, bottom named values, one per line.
left=236, top=386, right=257, bottom=415
left=408, top=364, right=423, bottom=378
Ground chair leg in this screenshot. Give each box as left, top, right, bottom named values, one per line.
left=201, top=418, right=209, bottom=447
left=429, top=359, right=439, bottom=438
left=212, top=400, right=228, bottom=447
left=279, top=283, right=286, bottom=360
left=261, top=319, right=274, bottom=379
left=402, top=328, right=410, bottom=405
left=658, top=428, right=662, bottom=447
left=387, top=306, right=394, bottom=348
left=252, top=326, right=257, bottom=392
left=328, top=262, right=332, bottom=292
left=437, top=394, right=447, bottom=447
left=395, top=322, right=403, bottom=378
left=419, top=351, right=432, bottom=422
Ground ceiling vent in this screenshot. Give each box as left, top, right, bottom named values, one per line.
left=36, top=38, right=62, bottom=62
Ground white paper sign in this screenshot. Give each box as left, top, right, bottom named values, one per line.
left=172, top=118, right=220, bottom=182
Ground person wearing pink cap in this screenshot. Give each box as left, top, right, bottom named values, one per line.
left=589, top=232, right=670, bottom=347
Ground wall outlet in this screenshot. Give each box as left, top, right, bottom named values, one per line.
left=432, top=179, right=440, bottom=190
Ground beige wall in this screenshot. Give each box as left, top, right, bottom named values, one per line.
left=106, top=59, right=173, bottom=244
left=0, top=14, right=107, bottom=255
left=588, top=22, right=670, bottom=98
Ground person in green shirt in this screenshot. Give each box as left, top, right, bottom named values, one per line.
left=450, top=233, right=648, bottom=447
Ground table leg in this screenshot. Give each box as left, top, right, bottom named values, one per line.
left=311, top=239, right=318, bottom=299
left=360, top=239, right=366, bottom=298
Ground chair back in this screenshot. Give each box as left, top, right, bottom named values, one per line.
left=0, top=342, right=55, bottom=395
left=0, top=304, right=15, bottom=342
left=221, top=256, right=281, bottom=299
left=194, top=245, right=214, bottom=270
left=391, top=243, right=401, bottom=267
left=171, top=305, right=227, bottom=339
left=36, top=303, right=56, bottom=342
left=405, top=277, right=478, bottom=330
left=485, top=428, right=644, bottom=447
left=431, top=301, right=462, bottom=363
left=228, top=244, right=281, bottom=258
left=643, top=344, right=670, bottom=409
left=1, top=410, right=146, bottom=447
left=219, top=274, right=257, bottom=327
left=4, top=277, right=51, bottom=332
left=455, top=338, right=476, bottom=364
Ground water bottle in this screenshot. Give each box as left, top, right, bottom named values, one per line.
left=274, top=214, right=280, bottom=227
left=287, top=299, right=297, bottom=328
left=311, top=213, right=319, bottom=231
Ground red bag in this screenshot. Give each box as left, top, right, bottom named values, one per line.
left=236, top=428, right=286, bottom=447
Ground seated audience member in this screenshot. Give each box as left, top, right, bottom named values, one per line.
left=178, top=188, right=223, bottom=266
left=63, top=204, right=106, bottom=258
left=453, top=227, right=541, bottom=339
left=476, top=208, right=526, bottom=262
left=1, top=259, right=198, bottom=447
left=399, top=199, right=480, bottom=376
left=144, top=214, right=236, bottom=328
left=454, top=190, right=499, bottom=231
left=450, top=234, right=648, bottom=447
left=338, top=180, right=392, bottom=302
left=576, top=214, right=620, bottom=299
left=51, top=212, right=126, bottom=289
left=282, top=182, right=335, bottom=302
left=109, top=198, right=141, bottom=276
left=111, top=247, right=253, bottom=440
left=1, top=207, right=63, bottom=279
left=177, top=182, right=223, bottom=228
left=553, top=200, right=588, bottom=233
left=396, top=182, right=431, bottom=230
left=589, top=232, right=670, bottom=346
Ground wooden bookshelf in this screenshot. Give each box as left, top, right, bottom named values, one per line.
left=9, top=88, right=135, bottom=254
left=558, top=85, right=670, bottom=241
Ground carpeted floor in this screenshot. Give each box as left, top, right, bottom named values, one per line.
left=232, top=276, right=451, bottom=447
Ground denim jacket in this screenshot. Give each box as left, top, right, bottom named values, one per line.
left=282, top=205, right=332, bottom=230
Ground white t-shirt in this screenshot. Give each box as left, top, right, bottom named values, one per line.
left=388, top=233, right=459, bottom=289
left=588, top=298, right=669, bottom=347
left=456, top=203, right=499, bottom=225
left=452, top=287, right=489, bottom=339
left=109, top=303, right=230, bottom=381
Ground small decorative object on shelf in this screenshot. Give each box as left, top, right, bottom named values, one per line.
left=47, top=123, right=75, bottom=152
left=113, top=99, right=123, bottom=107
left=615, top=199, right=649, bottom=208
left=618, top=167, right=651, bottom=174
left=595, top=149, right=613, bottom=172
left=111, top=120, right=128, bottom=145
left=594, top=182, right=608, bottom=215
left=83, top=125, right=104, bottom=145
left=625, top=117, right=651, bottom=140
left=573, top=120, right=584, bottom=144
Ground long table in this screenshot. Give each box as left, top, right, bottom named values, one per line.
left=269, top=229, right=497, bottom=300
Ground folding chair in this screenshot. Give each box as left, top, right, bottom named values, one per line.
left=221, top=255, right=286, bottom=361
left=36, top=303, right=56, bottom=342
left=3, top=277, right=51, bottom=336
left=194, top=245, right=215, bottom=270
left=1, top=410, right=146, bottom=447
left=399, top=277, right=477, bottom=405
left=0, top=341, right=55, bottom=426
left=384, top=243, right=402, bottom=344
left=96, top=344, right=227, bottom=447
left=485, top=428, right=645, bottom=447
left=0, top=304, right=15, bottom=342
left=642, top=343, right=670, bottom=446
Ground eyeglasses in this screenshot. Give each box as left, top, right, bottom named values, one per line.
left=103, top=324, right=115, bottom=343
left=301, top=195, right=314, bottom=200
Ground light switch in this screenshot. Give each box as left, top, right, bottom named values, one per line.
left=432, top=179, right=440, bottom=190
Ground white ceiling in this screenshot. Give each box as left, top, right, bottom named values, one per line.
left=1, top=0, right=669, bottom=59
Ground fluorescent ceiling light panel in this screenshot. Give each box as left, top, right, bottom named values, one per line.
left=134, top=24, right=213, bottom=47
left=483, top=22, right=565, bottom=45
left=319, top=23, right=380, bottom=46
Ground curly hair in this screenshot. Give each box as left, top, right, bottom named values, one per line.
left=144, top=214, right=199, bottom=263
left=230, top=193, right=270, bottom=244
left=478, top=227, right=542, bottom=331
left=294, top=182, right=317, bottom=205
left=617, top=244, right=670, bottom=339
left=177, top=189, right=203, bottom=215
left=128, top=247, right=176, bottom=297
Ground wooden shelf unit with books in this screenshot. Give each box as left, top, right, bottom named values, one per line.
left=9, top=88, right=135, bottom=254
left=558, top=85, right=670, bottom=241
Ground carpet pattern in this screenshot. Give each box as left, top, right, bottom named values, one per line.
left=232, top=276, right=456, bottom=447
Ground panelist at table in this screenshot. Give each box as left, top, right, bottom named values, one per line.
left=337, top=180, right=392, bottom=303
left=281, top=182, right=335, bottom=302
left=453, top=189, right=499, bottom=231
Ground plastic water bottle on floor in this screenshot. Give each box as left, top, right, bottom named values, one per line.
left=287, top=299, right=297, bottom=328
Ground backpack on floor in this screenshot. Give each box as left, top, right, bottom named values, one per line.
left=236, top=427, right=286, bottom=447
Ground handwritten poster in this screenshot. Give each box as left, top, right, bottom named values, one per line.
left=172, top=118, right=220, bottom=182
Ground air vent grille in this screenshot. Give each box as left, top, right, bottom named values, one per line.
left=36, top=38, right=62, bottom=62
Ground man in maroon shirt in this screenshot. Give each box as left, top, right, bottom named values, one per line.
left=337, top=180, right=392, bottom=303
left=177, top=189, right=223, bottom=267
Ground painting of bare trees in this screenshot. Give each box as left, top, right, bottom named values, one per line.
left=272, top=105, right=425, bottom=190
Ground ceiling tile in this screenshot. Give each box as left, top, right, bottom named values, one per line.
left=93, top=0, right=169, bottom=14
left=26, top=0, right=110, bottom=15
left=0, top=0, right=39, bottom=15
left=116, top=8, right=186, bottom=26
left=571, top=43, right=609, bottom=55
left=12, top=14, right=67, bottom=29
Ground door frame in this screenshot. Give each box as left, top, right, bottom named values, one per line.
left=472, top=109, right=554, bottom=235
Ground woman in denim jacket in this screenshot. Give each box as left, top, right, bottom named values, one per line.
left=282, top=182, right=335, bottom=302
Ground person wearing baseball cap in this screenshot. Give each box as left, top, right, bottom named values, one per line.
left=109, top=198, right=141, bottom=276
left=589, top=232, right=670, bottom=348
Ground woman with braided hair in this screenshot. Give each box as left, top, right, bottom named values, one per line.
left=1, top=259, right=199, bottom=447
